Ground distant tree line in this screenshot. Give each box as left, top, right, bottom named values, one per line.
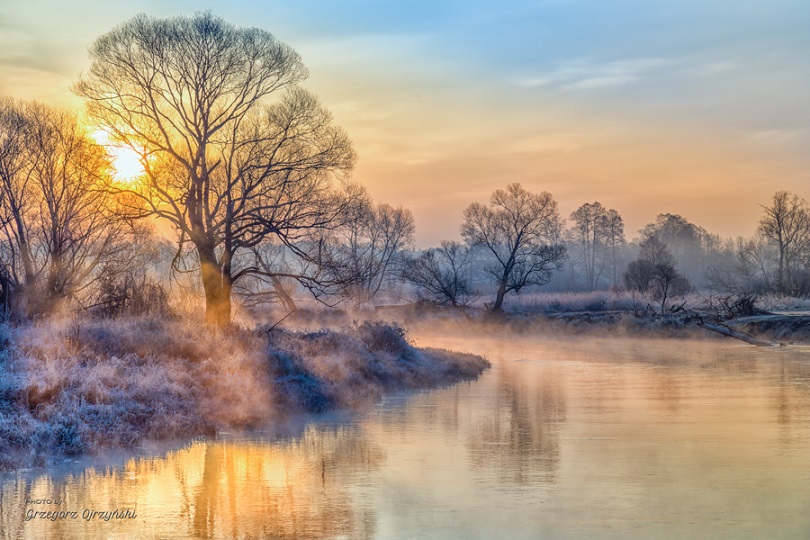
left=0, top=13, right=807, bottom=324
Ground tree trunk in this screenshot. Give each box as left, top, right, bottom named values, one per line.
left=698, top=320, right=782, bottom=347
left=777, top=246, right=785, bottom=295
left=271, top=275, right=297, bottom=312
left=199, top=251, right=231, bottom=328
left=492, top=281, right=507, bottom=311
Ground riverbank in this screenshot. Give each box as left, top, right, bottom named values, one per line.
left=0, top=317, right=489, bottom=469
left=288, top=303, right=810, bottom=345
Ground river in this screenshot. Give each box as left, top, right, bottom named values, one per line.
left=3, top=333, right=810, bottom=539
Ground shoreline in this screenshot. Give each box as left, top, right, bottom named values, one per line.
left=3, top=307, right=805, bottom=471
left=0, top=317, right=489, bottom=470
left=288, top=303, right=810, bottom=345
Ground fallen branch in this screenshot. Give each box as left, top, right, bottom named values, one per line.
left=697, top=319, right=783, bottom=347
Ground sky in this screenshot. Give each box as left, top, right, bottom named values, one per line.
left=1, top=0, right=808, bottom=246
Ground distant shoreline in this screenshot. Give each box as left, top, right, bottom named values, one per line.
left=287, top=303, right=810, bottom=346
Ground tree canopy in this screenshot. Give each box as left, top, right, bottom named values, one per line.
left=75, top=13, right=356, bottom=326
left=461, top=183, right=565, bottom=311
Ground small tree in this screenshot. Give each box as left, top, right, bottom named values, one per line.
left=461, top=183, right=565, bottom=311
left=323, top=185, right=415, bottom=305
left=648, top=261, right=691, bottom=315
left=623, top=259, right=655, bottom=310
left=568, top=202, right=626, bottom=290
left=623, top=234, right=691, bottom=315
left=758, top=191, right=810, bottom=296
left=405, top=241, right=475, bottom=308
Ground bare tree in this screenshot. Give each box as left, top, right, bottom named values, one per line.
left=324, top=185, right=415, bottom=305
left=568, top=202, right=625, bottom=290
left=75, top=13, right=355, bottom=327
left=758, top=191, right=810, bottom=296
left=0, top=98, right=33, bottom=305
left=604, top=209, right=626, bottom=289
left=91, top=222, right=170, bottom=317
left=568, top=202, right=605, bottom=291
left=648, top=259, right=691, bottom=315
left=0, top=99, right=126, bottom=317
left=623, top=234, right=690, bottom=314
left=461, top=183, right=565, bottom=311
left=640, top=213, right=721, bottom=286
left=623, top=259, right=655, bottom=310
left=405, top=241, right=475, bottom=308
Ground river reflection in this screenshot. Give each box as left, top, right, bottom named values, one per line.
left=1, top=425, right=383, bottom=539
left=4, top=335, right=810, bottom=539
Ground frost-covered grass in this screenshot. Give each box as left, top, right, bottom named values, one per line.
left=493, top=290, right=709, bottom=315
left=759, top=295, right=810, bottom=313
left=0, top=317, right=488, bottom=469
left=498, top=291, right=637, bottom=314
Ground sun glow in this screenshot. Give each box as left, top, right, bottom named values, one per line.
left=109, top=146, right=145, bottom=182
left=91, top=129, right=145, bottom=184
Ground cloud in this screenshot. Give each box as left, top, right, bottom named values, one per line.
left=516, top=57, right=677, bottom=91
left=747, top=128, right=807, bottom=146
left=681, top=61, right=737, bottom=76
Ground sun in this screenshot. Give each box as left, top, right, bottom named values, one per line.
left=109, top=146, right=146, bottom=182
left=91, top=129, right=146, bottom=184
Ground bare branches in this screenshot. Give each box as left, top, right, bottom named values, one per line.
left=405, top=241, right=475, bottom=308
left=567, top=202, right=625, bottom=291
left=461, top=183, right=565, bottom=311
left=75, top=13, right=354, bottom=326
left=623, top=235, right=691, bottom=315
left=0, top=99, right=131, bottom=316
left=758, top=191, right=810, bottom=296
left=321, top=187, right=415, bottom=305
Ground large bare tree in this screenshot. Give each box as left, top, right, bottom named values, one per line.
left=461, top=183, right=565, bottom=311
left=75, top=13, right=355, bottom=326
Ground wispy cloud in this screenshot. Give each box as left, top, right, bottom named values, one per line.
left=517, top=57, right=678, bottom=91
left=681, top=60, right=737, bottom=76
left=747, top=128, right=807, bottom=146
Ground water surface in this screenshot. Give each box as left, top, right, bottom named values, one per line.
left=4, top=334, right=810, bottom=539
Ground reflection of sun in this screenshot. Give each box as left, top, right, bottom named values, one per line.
left=91, top=129, right=145, bottom=184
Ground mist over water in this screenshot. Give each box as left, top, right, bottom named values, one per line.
left=5, top=331, right=810, bottom=539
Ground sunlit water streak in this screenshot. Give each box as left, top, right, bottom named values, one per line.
left=3, top=334, right=810, bottom=539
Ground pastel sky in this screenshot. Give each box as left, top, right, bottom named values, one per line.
left=1, top=0, right=808, bottom=246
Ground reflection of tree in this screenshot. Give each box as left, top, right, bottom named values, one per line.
left=0, top=476, right=30, bottom=540
left=2, top=425, right=384, bottom=539
left=467, top=363, right=566, bottom=485
left=181, top=426, right=383, bottom=540
left=769, top=358, right=810, bottom=445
